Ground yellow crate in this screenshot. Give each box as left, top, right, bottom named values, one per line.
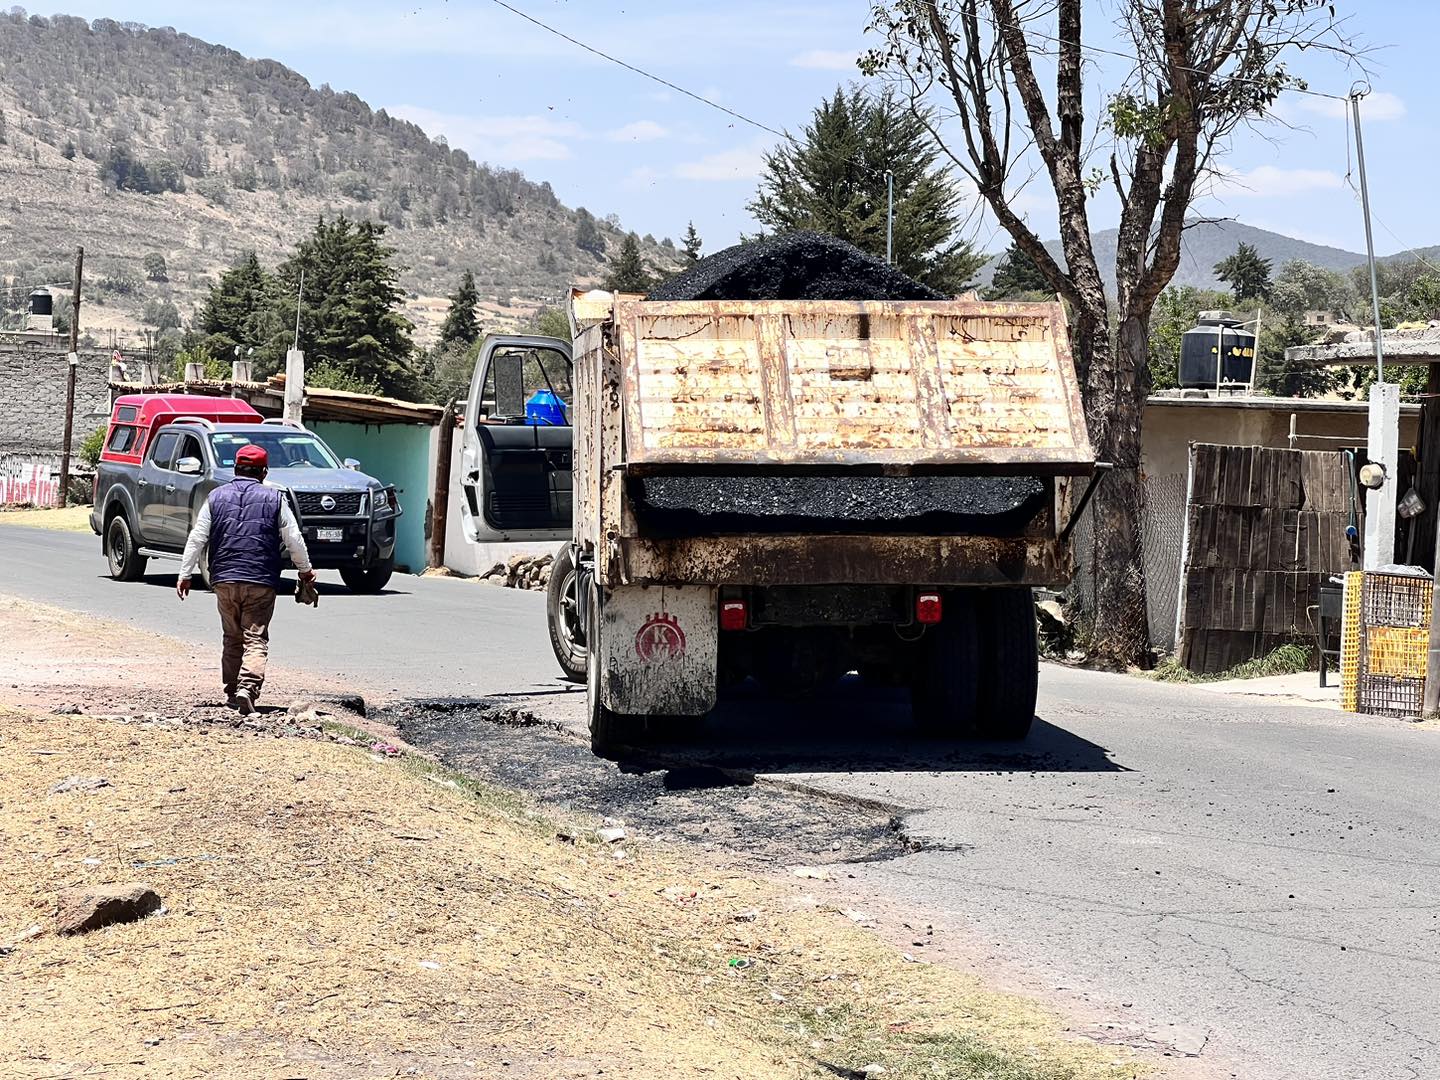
left=1365, top=625, right=1429, bottom=678
left=1340, top=570, right=1363, bottom=712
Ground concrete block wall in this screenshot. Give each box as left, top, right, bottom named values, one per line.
left=0, top=346, right=111, bottom=474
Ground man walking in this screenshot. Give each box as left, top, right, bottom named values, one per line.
left=177, top=444, right=315, bottom=714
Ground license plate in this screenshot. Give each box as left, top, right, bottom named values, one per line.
left=316, top=528, right=344, bottom=542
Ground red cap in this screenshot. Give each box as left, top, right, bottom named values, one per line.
left=235, top=444, right=268, bottom=468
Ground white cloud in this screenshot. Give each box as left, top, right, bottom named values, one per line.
left=674, top=140, right=771, bottom=182
left=790, top=49, right=859, bottom=71
left=1207, top=165, right=1344, bottom=199
left=387, top=105, right=579, bottom=162
left=1299, top=90, right=1406, bottom=123
left=607, top=121, right=669, bottom=143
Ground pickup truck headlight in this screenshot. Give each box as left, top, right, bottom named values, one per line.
left=372, top=486, right=398, bottom=514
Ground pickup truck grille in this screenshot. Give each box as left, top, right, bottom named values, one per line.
left=294, top=491, right=364, bottom=516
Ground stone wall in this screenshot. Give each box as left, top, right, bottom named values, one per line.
left=0, top=345, right=111, bottom=476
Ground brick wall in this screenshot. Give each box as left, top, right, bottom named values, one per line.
left=0, top=345, right=112, bottom=475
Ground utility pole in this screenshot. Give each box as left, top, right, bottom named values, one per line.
left=56, top=245, right=83, bottom=508
left=283, top=269, right=305, bottom=424
left=1352, top=91, right=1398, bottom=570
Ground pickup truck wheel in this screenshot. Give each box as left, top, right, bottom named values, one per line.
left=546, top=544, right=587, bottom=683
left=339, top=560, right=394, bottom=593
left=586, top=586, right=646, bottom=758
left=105, top=514, right=148, bottom=582
left=975, top=588, right=1038, bottom=740
left=910, top=594, right=980, bottom=736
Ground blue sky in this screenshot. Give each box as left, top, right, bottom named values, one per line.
left=52, top=1, right=1439, bottom=257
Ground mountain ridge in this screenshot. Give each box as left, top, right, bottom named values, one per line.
left=0, top=11, right=677, bottom=346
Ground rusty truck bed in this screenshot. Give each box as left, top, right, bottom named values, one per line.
left=572, top=297, right=1095, bottom=589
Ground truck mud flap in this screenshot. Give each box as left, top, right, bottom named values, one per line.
left=598, top=584, right=718, bottom=717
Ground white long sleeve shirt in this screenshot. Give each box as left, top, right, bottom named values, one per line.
left=179, top=492, right=313, bottom=580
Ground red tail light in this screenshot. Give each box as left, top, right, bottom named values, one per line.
left=720, top=599, right=748, bottom=631
left=916, top=592, right=943, bottom=624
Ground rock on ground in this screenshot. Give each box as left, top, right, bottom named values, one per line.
left=56, top=884, right=162, bottom=935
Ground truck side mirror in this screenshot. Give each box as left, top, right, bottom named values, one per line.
left=175, top=457, right=202, bottom=475
left=343, top=458, right=361, bottom=470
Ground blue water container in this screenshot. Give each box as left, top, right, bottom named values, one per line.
left=525, top=389, right=567, bottom=426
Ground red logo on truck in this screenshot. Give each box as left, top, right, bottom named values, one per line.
left=635, top=613, right=686, bottom=661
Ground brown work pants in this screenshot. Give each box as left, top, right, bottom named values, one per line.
left=213, top=582, right=277, bottom=700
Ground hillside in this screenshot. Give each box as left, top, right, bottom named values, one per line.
left=979, top=218, right=1436, bottom=293
left=0, top=11, right=677, bottom=346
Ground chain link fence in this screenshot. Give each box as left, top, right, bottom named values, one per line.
left=1067, top=470, right=1189, bottom=654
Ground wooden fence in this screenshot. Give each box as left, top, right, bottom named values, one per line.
left=1177, top=444, right=1356, bottom=674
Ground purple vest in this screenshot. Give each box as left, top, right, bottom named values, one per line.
left=207, top=478, right=283, bottom=589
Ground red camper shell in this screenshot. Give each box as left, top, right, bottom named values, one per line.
left=100, top=395, right=263, bottom=466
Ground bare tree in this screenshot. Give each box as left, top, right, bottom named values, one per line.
left=864, top=0, right=1360, bottom=662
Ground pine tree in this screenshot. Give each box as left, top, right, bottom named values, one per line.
left=268, top=216, right=417, bottom=397
left=0, top=108, right=7, bottom=145
left=602, top=233, right=653, bottom=293
left=575, top=207, right=605, bottom=257
left=1214, top=243, right=1273, bottom=302
left=682, top=221, right=703, bottom=263
left=62, top=139, right=76, bottom=160
left=987, top=242, right=1052, bottom=298
left=199, top=251, right=277, bottom=358
left=749, top=86, right=983, bottom=294
left=143, top=253, right=168, bottom=282
left=439, top=270, right=481, bottom=348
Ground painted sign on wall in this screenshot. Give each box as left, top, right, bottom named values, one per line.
left=1, top=462, right=57, bottom=506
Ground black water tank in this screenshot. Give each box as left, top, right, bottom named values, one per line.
left=1178, top=311, right=1256, bottom=388
left=28, top=288, right=53, bottom=317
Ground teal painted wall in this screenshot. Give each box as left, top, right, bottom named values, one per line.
left=309, top=421, right=432, bottom=574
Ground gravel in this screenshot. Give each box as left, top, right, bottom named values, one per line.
left=633, top=475, right=1046, bottom=537
left=648, top=231, right=944, bottom=303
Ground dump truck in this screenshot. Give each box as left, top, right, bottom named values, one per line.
left=459, top=292, right=1098, bottom=756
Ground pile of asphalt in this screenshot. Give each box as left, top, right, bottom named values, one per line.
left=640, top=231, right=1041, bottom=535
left=647, top=231, right=944, bottom=303
left=631, top=475, right=1047, bottom=537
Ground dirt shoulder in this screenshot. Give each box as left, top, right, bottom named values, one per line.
left=0, top=598, right=1148, bottom=1080
left=0, top=505, right=94, bottom=532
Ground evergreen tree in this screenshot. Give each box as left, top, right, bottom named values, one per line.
left=987, top=242, right=1051, bottom=298
left=198, top=251, right=277, bottom=357
left=268, top=216, right=417, bottom=397
left=749, top=86, right=983, bottom=294
left=1214, top=243, right=1273, bottom=302
left=575, top=208, right=605, bottom=257
left=602, top=232, right=653, bottom=293
left=62, top=139, right=76, bottom=160
left=0, top=107, right=6, bottom=145
left=439, top=269, right=481, bottom=348
left=143, top=253, right=168, bottom=282
left=681, top=221, right=703, bottom=264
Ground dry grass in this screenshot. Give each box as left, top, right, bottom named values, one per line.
left=0, top=504, right=95, bottom=532
left=0, top=709, right=1148, bottom=1080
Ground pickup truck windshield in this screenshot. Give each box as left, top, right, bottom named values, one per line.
left=210, top=432, right=341, bottom=470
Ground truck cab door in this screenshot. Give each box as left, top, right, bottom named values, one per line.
left=460, top=334, right=574, bottom=543
left=138, top=430, right=180, bottom=545
left=164, top=432, right=207, bottom=548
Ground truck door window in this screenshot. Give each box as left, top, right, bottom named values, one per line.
left=174, top=434, right=203, bottom=467
left=481, top=346, right=572, bottom=425
left=149, top=431, right=180, bottom=470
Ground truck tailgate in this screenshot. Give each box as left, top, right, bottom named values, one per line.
left=614, top=299, right=1093, bottom=473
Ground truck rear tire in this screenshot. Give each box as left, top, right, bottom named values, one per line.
left=340, top=560, right=394, bottom=593
left=105, top=513, right=148, bottom=582
left=975, top=588, right=1039, bottom=740
left=586, top=586, right=646, bottom=758
left=546, top=543, right=587, bottom=683
left=911, top=595, right=980, bottom=736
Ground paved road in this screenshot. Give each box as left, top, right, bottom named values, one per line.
left=0, top=524, right=559, bottom=698
left=5, top=522, right=1438, bottom=1079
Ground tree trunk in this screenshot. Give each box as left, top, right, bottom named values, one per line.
left=1081, top=313, right=1152, bottom=665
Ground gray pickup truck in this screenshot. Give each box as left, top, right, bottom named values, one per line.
left=91, top=416, right=402, bottom=592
